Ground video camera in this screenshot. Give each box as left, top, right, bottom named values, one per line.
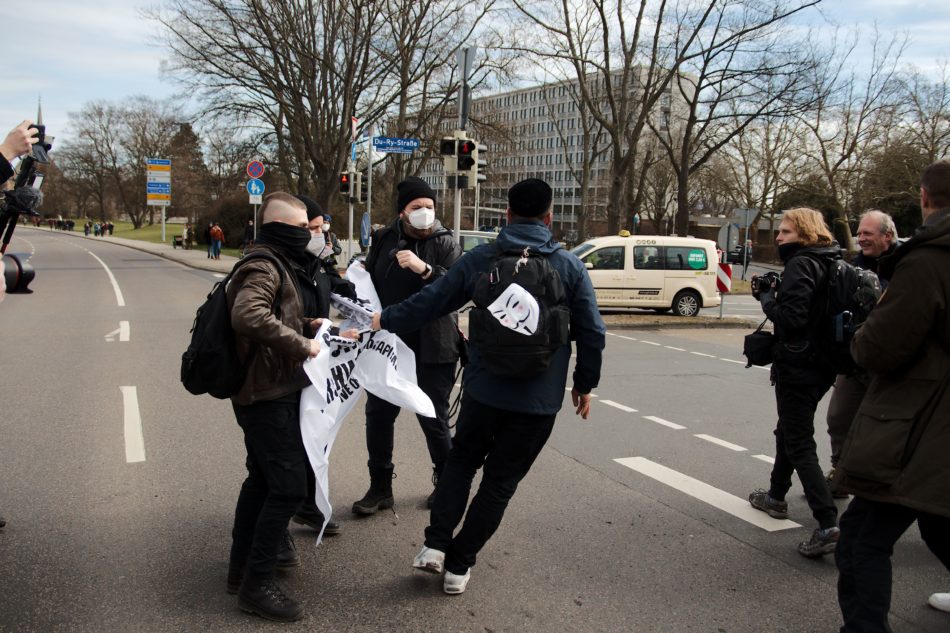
left=1, top=124, right=52, bottom=292
left=750, top=271, right=781, bottom=300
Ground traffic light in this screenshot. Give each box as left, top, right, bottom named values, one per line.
left=457, top=140, right=476, bottom=171
left=339, top=171, right=351, bottom=196
left=440, top=137, right=457, bottom=174
left=470, top=142, right=487, bottom=187
left=354, top=172, right=366, bottom=203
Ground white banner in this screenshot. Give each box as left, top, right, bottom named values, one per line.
left=298, top=261, right=434, bottom=542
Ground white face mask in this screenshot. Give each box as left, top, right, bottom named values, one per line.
left=407, top=207, right=435, bottom=230
left=323, top=224, right=330, bottom=233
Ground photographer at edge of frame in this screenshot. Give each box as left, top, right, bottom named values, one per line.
left=0, top=121, right=40, bottom=304
left=0, top=120, right=40, bottom=528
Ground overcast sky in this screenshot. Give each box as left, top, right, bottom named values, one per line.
left=2, top=0, right=948, bottom=147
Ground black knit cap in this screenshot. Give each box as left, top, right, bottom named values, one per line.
left=396, top=176, right=437, bottom=213
left=294, top=194, right=324, bottom=221
left=508, top=178, right=553, bottom=217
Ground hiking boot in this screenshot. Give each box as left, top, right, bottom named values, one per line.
left=749, top=489, right=789, bottom=520
left=293, top=506, right=341, bottom=535
left=352, top=466, right=395, bottom=515
left=412, top=546, right=445, bottom=574
left=226, top=564, right=244, bottom=595
left=825, top=468, right=850, bottom=499
left=275, top=531, right=299, bottom=569
left=798, top=526, right=840, bottom=558
left=443, top=569, right=471, bottom=595
left=237, top=577, right=303, bottom=622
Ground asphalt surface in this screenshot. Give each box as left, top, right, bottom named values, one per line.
left=0, top=227, right=946, bottom=632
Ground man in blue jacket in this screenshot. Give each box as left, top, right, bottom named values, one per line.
left=371, top=178, right=606, bottom=595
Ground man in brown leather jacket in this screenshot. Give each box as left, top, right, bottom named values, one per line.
left=225, top=192, right=320, bottom=623
left=835, top=160, right=950, bottom=633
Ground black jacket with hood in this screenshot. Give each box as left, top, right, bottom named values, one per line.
left=761, top=242, right=840, bottom=385
left=364, top=217, right=462, bottom=364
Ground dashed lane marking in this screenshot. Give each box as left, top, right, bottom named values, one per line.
left=719, top=358, right=746, bottom=365
left=694, top=434, right=747, bottom=452
left=753, top=454, right=775, bottom=465
left=613, top=457, right=801, bottom=532
left=643, top=415, right=686, bottom=430
left=601, top=399, right=637, bottom=413
left=664, top=346, right=685, bottom=351
left=640, top=340, right=661, bottom=346
left=690, top=352, right=715, bottom=358
left=120, top=386, right=146, bottom=463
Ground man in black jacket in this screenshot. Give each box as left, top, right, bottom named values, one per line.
left=352, top=177, right=462, bottom=514
left=748, top=207, right=841, bottom=558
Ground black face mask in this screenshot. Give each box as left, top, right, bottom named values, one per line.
left=258, top=222, right=311, bottom=261
left=777, top=241, right=801, bottom=263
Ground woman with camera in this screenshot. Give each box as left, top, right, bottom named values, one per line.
left=748, top=207, right=842, bottom=558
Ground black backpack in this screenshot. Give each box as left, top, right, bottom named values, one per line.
left=468, top=246, right=570, bottom=377
left=180, top=253, right=285, bottom=398
left=818, top=258, right=883, bottom=374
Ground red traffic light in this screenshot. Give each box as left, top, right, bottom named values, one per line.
left=458, top=141, right=475, bottom=156
left=339, top=172, right=351, bottom=194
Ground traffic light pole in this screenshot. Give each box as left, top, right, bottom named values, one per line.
left=367, top=123, right=374, bottom=223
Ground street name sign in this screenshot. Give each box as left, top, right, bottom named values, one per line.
left=371, top=136, right=420, bottom=154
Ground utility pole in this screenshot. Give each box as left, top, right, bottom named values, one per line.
left=453, top=46, right=475, bottom=241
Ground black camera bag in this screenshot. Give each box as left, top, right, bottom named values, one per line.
left=743, top=317, right=774, bottom=368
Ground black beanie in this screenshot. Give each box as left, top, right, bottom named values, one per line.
left=508, top=178, right=553, bottom=218
left=396, top=177, right=437, bottom=213
left=294, top=194, right=324, bottom=221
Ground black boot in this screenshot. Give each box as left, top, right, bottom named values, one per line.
left=352, top=466, right=395, bottom=515
left=275, top=530, right=299, bottom=569
left=237, top=577, right=303, bottom=622
left=293, top=504, right=341, bottom=535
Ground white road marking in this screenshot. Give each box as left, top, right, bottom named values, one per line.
left=664, top=346, right=685, bottom=351
left=601, top=399, right=637, bottom=413
left=120, top=386, right=146, bottom=463
left=720, top=358, right=746, bottom=365
left=691, top=352, right=715, bottom=358
left=104, top=321, right=131, bottom=343
left=213, top=273, right=227, bottom=279
left=86, top=250, right=126, bottom=307
left=614, top=457, right=801, bottom=532
left=615, top=335, right=638, bottom=341
left=641, top=340, right=661, bottom=346
left=753, top=454, right=775, bottom=464
left=695, top=434, right=746, bottom=452
left=643, top=415, right=686, bottom=430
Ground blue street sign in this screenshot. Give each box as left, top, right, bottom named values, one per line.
left=371, top=136, right=420, bottom=154
left=147, top=183, right=171, bottom=193
left=146, top=158, right=172, bottom=166
left=246, top=179, right=265, bottom=196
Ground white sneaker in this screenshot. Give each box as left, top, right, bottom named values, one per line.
left=929, top=592, right=950, bottom=613
left=412, top=546, right=445, bottom=574
left=443, top=569, right=471, bottom=595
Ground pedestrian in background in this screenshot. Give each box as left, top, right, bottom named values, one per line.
left=748, top=207, right=842, bottom=558
left=204, top=222, right=213, bottom=258
left=210, top=222, right=225, bottom=260
left=835, top=160, right=950, bottom=632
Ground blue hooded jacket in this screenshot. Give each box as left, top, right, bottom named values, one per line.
left=380, top=220, right=606, bottom=415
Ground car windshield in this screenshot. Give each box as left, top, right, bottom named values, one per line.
left=571, top=243, right=595, bottom=258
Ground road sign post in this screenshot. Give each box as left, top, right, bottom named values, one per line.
left=717, top=263, right=732, bottom=319
left=146, top=158, right=172, bottom=242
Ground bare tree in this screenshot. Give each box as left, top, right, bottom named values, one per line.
left=901, top=63, right=950, bottom=164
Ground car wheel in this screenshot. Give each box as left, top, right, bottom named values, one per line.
left=672, top=290, right=701, bottom=317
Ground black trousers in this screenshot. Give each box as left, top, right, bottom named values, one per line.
left=229, top=394, right=308, bottom=581
left=836, top=496, right=950, bottom=633
left=825, top=373, right=870, bottom=466
left=424, top=393, right=556, bottom=575
left=364, top=361, right=455, bottom=472
left=770, top=379, right=838, bottom=528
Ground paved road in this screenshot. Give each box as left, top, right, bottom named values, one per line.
left=0, top=229, right=946, bottom=632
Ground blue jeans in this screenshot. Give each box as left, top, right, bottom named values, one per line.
left=212, top=239, right=222, bottom=258
left=229, top=394, right=308, bottom=581
left=425, top=393, right=556, bottom=574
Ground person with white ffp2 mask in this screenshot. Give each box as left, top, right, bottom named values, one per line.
left=353, top=176, right=463, bottom=515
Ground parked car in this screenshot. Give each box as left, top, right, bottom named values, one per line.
left=571, top=233, right=721, bottom=316
left=725, top=244, right=751, bottom=265
left=458, top=230, right=497, bottom=252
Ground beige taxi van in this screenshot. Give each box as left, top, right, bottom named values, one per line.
left=570, top=232, right=721, bottom=316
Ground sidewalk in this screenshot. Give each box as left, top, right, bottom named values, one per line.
left=22, top=225, right=237, bottom=274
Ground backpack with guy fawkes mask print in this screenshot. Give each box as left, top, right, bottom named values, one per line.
left=469, top=245, right=570, bottom=377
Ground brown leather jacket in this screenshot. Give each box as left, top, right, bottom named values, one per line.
left=226, top=245, right=312, bottom=405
